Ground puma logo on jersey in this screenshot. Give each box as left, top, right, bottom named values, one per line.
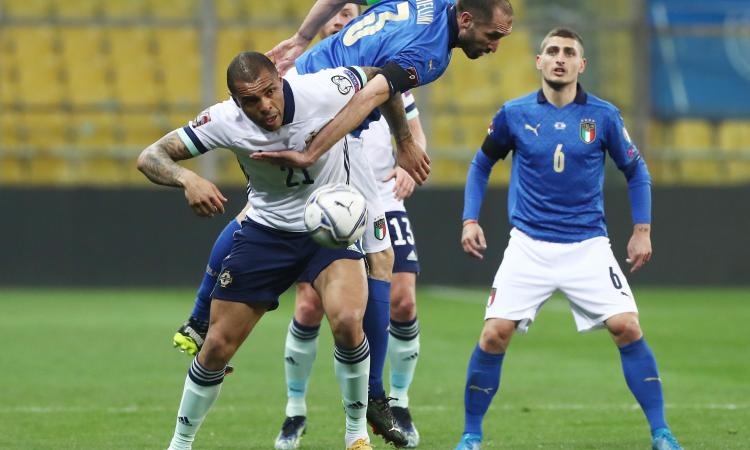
left=525, top=123, right=541, bottom=136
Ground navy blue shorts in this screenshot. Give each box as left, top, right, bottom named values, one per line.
left=386, top=211, right=420, bottom=274
left=211, top=219, right=364, bottom=310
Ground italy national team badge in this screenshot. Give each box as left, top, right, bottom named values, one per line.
left=374, top=218, right=387, bottom=240
left=218, top=270, right=232, bottom=288
left=580, top=119, right=596, bottom=144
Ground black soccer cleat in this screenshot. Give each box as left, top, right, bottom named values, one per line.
left=274, top=415, right=307, bottom=449
left=391, top=406, right=420, bottom=448
left=367, top=396, right=408, bottom=447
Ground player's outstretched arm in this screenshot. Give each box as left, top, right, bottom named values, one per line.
left=380, top=90, right=431, bottom=184
left=266, top=0, right=368, bottom=75
left=626, top=223, right=652, bottom=272
left=137, top=131, right=227, bottom=217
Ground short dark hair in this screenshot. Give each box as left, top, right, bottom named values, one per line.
left=457, top=0, right=513, bottom=22
left=540, top=27, right=585, bottom=54
left=226, top=51, right=278, bottom=95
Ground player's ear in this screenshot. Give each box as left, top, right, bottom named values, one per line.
left=579, top=57, right=587, bottom=74
left=535, top=54, right=543, bottom=70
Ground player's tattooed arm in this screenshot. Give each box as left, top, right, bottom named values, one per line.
left=137, top=131, right=227, bottom=217
left=137, top=131, right=194, bottom=187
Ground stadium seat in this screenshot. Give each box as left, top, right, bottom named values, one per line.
left=51, top=0, right=101, bottom=18
left=106, top=28, right=160, bottom=107
left=28, top=153, right=73, bottom=184
left=155, top=28, right=200, bottom=106
left=1, top=0, right=53, bottom=18
left=59, top=27, right=113, bottom=105
left=719, top=121, right=750, bottom=182
left=0, top=155, right=27, bottom=183
left=114, top=112, right=172, bottom=148
left=146, top=0, right=196, bottom=19
left=102, top=0, right=149, bottom=18
left=671, top=119, right=712, bottom=150
left=4, top=27, right=65, bottom=106
left=70, top=112, right=117, bottom=151
left=23, top=111, right=74, bottom=152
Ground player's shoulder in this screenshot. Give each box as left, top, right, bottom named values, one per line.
left=191, top=98, right=243, bottom=129
left=286, top=66, right=364, bottom=95
left=583, top=91, right=621, bottom=116
left=496, top=91, right=539, bottom=117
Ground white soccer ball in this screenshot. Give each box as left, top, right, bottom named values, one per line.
left=304, top=183, right=368, bottom=248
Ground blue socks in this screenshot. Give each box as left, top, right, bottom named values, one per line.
left=463, top=344, right=504, bottom=436
left=362, top=278, right=391, bottom=398
left=619, top=337, right=668, bottom=433
left=190, top=219, right=241, bottom=321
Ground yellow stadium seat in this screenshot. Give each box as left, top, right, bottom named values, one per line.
left=23, top=112, right=74, bottom=152
left=718, top=121, right=750, bottom=153
left=430, top=158, right=469, bottom=186
left=106, top=28, right=160, bottom=107
left=103, top=0, right=148, bottom=18
left=0, top=112, right=28, bottom=150
left=28, top=153, right=73, bottom=184
left=671, top=119, right=712, bottom=150
left=59, top=27, right=113, bottom=105
left=2, top=0, right=53, bottom=18
left=0, top=156, right=27, bottom=183
left=52, top=0, right=101, bottom=18
left=70, top=112, right=117, bottom=151
left=5, top=27, right=65, bottom=105
left=147, top=0, right=196, bottom=19
left=73, top=157, right=131, bottom=185
left=156, top=28, right=200, bottom=105
left=115, top=112, right=171, bottom=148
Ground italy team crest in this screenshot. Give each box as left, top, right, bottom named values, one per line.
left=580, top=119, right=596, bottom=144
left=374, top=217, right=387, bottom=240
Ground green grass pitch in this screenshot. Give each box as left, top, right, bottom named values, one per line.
left=1, top=287, right=748, bottom=449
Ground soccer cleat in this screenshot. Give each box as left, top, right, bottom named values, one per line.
left=391, top=406, right=420, bottom=448
left=651, top=428, right=683, bottom=450
left=454, top=433, right=482, bottom=450
left=173, top=316, right=208, bottom=355
left=366, top=396, right=408, bottom=447
left=346, top=438, right=373, bottom=450
left=274, top=416, right=306, bottom=449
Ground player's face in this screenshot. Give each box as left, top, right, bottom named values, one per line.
left=536, top=36, right=586, bottom=89
left=232, top=68, right=285, bottom=131
left=319, top=3, right=359, bottom=39
left=457, top=8, right=513, bottom=59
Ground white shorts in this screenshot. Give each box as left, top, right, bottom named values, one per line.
left=347, top=135, right=390, bottom=254
left=485, top=228, right=638, bottom=333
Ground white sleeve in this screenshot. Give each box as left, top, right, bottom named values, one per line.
left=176, top=101, right=236, bottom=156
left=291, top=66, right=368, bottom=119
left=402, top=90, right=419, bottom=120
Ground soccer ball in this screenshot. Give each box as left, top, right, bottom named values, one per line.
left=304, top=183, right=368, bottom=248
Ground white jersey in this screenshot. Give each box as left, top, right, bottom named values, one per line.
left=360, top=90, right=419, bottom=213
left=176, top=66, right=368, bottom=232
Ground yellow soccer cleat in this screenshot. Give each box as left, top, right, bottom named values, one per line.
left=346, top=438, right=372, bottom=450
left=172, top=317, right=208, bottom=355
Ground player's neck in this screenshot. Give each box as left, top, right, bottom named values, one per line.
left=542, top=81, right=577, bottom=108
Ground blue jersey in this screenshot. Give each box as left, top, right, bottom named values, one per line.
left=481, top=85, right=650, bottom=243
left=296, top=0, right=457, bottom=88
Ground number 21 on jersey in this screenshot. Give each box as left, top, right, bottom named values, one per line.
left=343, top=2, right=409, bottom=46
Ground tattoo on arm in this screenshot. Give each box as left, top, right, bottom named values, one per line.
left=137, top=131, right=194, bottom=187
left=379, top=92, right=411, bottom=142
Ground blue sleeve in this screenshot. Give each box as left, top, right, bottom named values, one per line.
left=605, top=111, right=651, bottom=224
left=462, top=149, right=499, bottom=221
left=481, top=106, right=514, bottom=160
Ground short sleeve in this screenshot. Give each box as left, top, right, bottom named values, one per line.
left=177, top=103, right=235, bottom=156
left=298, top=66, right=368, bottom=118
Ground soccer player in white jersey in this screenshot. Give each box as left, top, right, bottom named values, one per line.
left=454, top=28, right=682, bottom=450
left=137, top=51, right=402, bottom=450
left=274, top=6, right=426, bottom=449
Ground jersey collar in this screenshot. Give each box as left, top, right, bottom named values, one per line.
left=447, top=4, right=459, bottom=49
left=536, top=83, right=588, bottom=105
left=282, top=78, right=295, bottom=125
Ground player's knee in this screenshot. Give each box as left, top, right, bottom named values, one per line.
left=366, top=248, right=394, bottom=281
left=294, top=296, right=324, bottom=326
left=606, top=313, right=642, bottom=345
left=479, top=319, right=514, bottom=353
left=390, top=285, right=416, bottom=321
left=200, top=335, right=235, bottom=369
left=328, top=310, right=365, bottom=347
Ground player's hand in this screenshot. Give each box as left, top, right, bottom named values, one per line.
left=461, top=221, right=487, bottom=259
left=626, top=224, right=652, bottom=272
left=384, top=167, right=416, bottom=200
left=251, top=150, right=313, bottom=168
left=396, top=136, right=430, bottom=185
left=181, top=172, right=227, bottom=217
left=266, top=34, right=310, bottom=76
